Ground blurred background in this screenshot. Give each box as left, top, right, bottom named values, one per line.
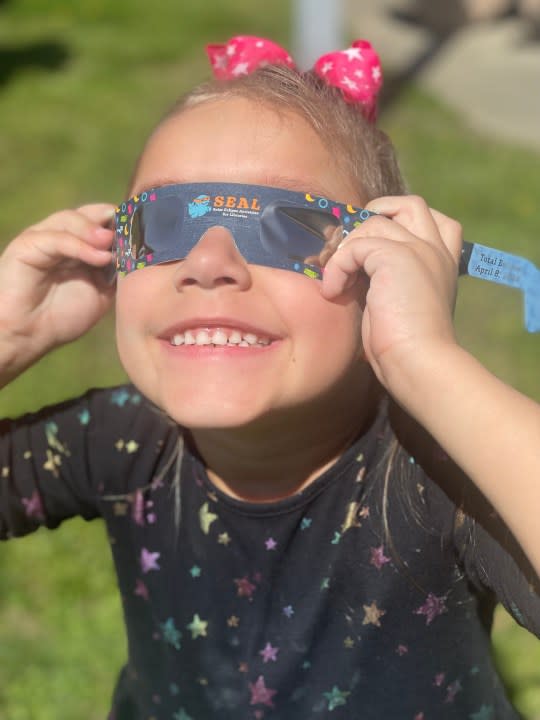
left=0, top=0, right=539, bottom=717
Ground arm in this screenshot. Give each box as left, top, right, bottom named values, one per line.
left=0, top=385, right=178, bottom=539
left=322, top=195, right=540, bottom=577
left=0, top=204, right=116, bottom=388
left=0, top=391, right=103, bottom=537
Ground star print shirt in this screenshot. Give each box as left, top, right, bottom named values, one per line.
left=1, top=385, right=539, bottom=720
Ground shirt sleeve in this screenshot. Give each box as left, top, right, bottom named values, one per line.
left=393, top=409, right=540, bottom=640
left=0, top=385, right=177, bottom=539
left=453, top=485, right=540, bottom=638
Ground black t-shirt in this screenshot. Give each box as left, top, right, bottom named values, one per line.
left=1, top=386, right=539, bottom=719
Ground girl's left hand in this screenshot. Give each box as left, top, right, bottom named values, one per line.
left=321, top=195, right=462, bottom=392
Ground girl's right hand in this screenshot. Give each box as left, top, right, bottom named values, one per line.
left=0, top=203, right=116, bottom=385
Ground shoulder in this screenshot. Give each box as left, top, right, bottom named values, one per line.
left=7, top=383, right=180, bottom=462
left=82, top=384, right=180, bottom=446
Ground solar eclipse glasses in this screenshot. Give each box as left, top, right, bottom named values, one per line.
left=112, top=182, right=373, bottom=281
left=112, top=182, right=540, bottom=332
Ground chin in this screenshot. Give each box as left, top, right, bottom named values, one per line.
left=157, top=390, right=272, bottom=431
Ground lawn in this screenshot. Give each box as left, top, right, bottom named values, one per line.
left=0, top=1, right=539, bottom=717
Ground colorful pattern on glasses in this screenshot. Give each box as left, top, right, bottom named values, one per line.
left=112, top=184, right=374, bottom=279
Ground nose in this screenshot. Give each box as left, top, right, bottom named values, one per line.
left=172, top=226, right=252, bottom=291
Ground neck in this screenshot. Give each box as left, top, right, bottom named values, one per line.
left=189, top=376, right=381, bottom=502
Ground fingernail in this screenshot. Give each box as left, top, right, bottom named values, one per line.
left=98, top=205, right=117, bottom=220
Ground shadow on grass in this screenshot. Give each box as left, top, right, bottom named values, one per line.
left=0, top=0, right=69, bottom=87
left=0, top=0, right=70, bottom=84
left=0, top=41, right=69, bottom=88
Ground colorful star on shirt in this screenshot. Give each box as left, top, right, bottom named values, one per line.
left=187, top=614, right=208, bottom=639
left=282, top=605, right=294, bottom=618
left=190, top=565, right=201, bottom=578
left=125, top=440, right=139, bottom=454
left=300, top=517, right=312, bottom=530
left=265, top=537, right=277, bottom=550
left=218, top=532, right=231, bottom=545
left=369, top=545, right=391, bottom=569
left=469, top=705, right=495, bottom=720
left=160, top=618, right=182, bottom=650
left=43, top=450, right=61, bottom=477
left=259, top=642, right=279, bottom=663
left=249, top=675, right=277, bottom=707
left=227, top=615, right=239, bottom=627
left=134, top=579, right=149, bottom=600
left=78, top=409, right=90, bottom=425
left=21, top=491, right=44, bottom=520
left=199, top=502, right=218, bottom=534
left=111, top=388, right=131, bottom=406
left=235, top=576, right=256, bottom=598
left=362, top=601, right=385, bottom=627
left=323, top=685, right=350, bottom=711
left=414, top=593, right=448, bottom=625
left=45, top=421, right=69, bottom=455
left=173, top=708, right=193, bottom=720
left=140, top=547, right=161, bottom=573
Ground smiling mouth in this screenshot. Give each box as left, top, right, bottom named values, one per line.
left=169, top=328, right=272, bottom=348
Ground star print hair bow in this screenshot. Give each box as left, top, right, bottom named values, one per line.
left=206, top=35, right=383, bottom=122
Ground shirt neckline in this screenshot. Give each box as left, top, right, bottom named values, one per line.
left=185, top=401, right=389, bottom=518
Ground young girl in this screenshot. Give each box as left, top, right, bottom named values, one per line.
left=1, top=35, right=539, bottom=720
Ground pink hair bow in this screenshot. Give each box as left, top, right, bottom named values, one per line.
left=206, top=35, right=383, bottom=122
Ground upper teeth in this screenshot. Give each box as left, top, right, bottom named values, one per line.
left=170, top=328, right=271, bottom=347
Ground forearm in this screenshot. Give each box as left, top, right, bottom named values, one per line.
left=390, top=342, right=540, bottom=577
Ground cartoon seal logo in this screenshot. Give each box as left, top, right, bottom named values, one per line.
left=188, top=194, right=212, bottom=218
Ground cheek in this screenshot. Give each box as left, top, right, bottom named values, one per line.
left=115, top=279, right=138, bottom=346
left=273, top=274, right=363, bottom=361
left=114, top=275, right=155, bottom=379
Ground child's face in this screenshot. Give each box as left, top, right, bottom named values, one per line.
left=115, top=97, right=370, bottom=429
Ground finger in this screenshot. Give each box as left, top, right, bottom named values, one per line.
left=14, top=228, right=112, bottom=270
left=75, top=203, right=117, bottom=226
left=365, top=195, right=442, bottom=248
left=428, top=208, right=463, bottom=264
left=364, top=195, right=463, bottom=264
left=322, top=236, right=399, bottom=300
left=31, top=206, right=115, bottom=248
left=341, top=213, right=415, bottom=247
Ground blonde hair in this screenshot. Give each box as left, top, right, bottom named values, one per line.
left=154, top=64, right=407, bottom=202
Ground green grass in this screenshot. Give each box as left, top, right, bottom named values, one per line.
left=0, top=2, right=539, bottom=717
